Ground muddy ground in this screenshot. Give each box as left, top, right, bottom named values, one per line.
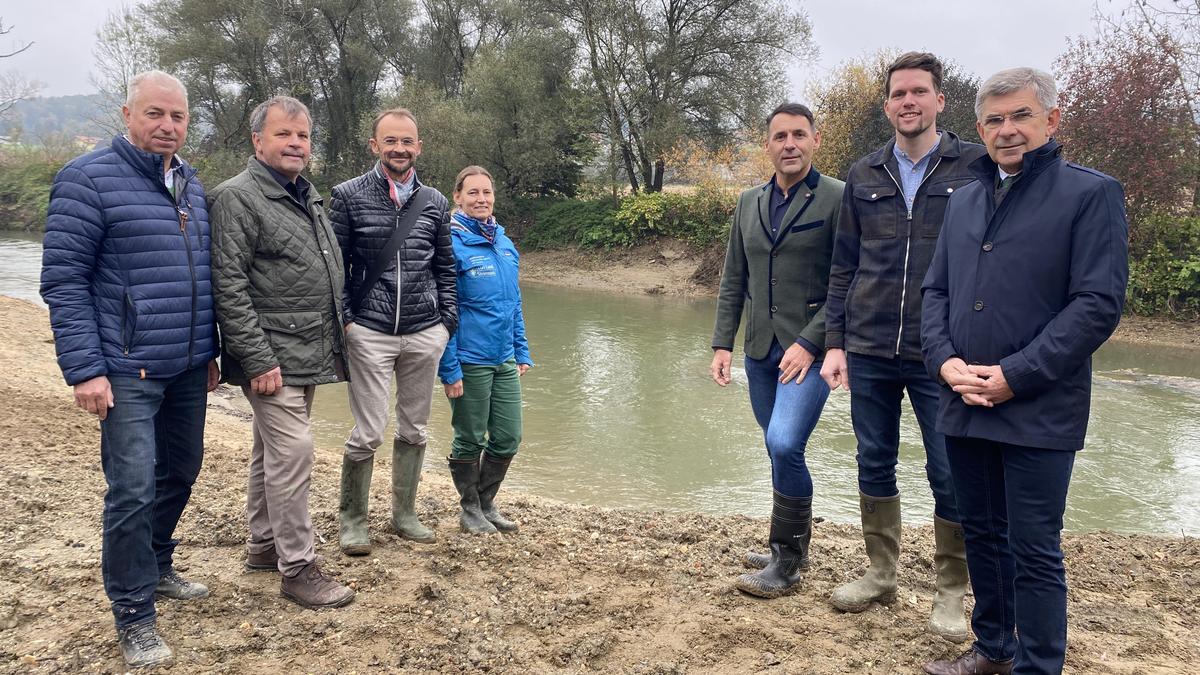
left=0, top=295, right=1197, bottom=674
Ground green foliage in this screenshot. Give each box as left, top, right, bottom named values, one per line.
left=0, top=145, right=74, bottom=231
left=511, top=198, right=619, bottom=250
left=605, top=190, right=733, bottom=248
left=1127, top=214, right=1200, bottom=318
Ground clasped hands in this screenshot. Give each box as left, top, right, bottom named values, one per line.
left=938, top=357, right=1013, bottom=407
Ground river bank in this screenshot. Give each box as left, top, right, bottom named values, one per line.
left=518, top=242, right=1200, bottom=350
left=1, top=298, right=1198, bottom=673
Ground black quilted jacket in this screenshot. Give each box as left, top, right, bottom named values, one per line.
left=331, top=165, right=457, bottom=336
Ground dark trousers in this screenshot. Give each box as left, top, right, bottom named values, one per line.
left=848, top=352, right=958, bottom=521
left=100, top=365, right=207, bottom=628
left=744, top=339, right=829, bottom=498
left=946, top=436, right=1076, bottom=675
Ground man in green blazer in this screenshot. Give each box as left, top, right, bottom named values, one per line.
left=711, top=102, right=845, bottom=598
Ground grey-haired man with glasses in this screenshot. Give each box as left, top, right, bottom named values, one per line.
left=920, top=67, right=1128, bottom=675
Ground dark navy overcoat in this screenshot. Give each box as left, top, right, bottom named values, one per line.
left=920, top=140, right=1128, bottom=450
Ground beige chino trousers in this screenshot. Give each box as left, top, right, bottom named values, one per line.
left=243, top=385, right=318, bottom=577
left=344, top=322, right=449, bottom=461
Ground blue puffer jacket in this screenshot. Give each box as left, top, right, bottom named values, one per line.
left=437, top=212, right=532, bottom=384
left=40, top=135, right=218, bottom=385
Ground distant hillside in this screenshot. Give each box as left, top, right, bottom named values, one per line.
left=0, top=94, right=110, bottom=141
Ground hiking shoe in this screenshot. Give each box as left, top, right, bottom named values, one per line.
left=245, top=545, right=279, bottom=572
left=280, top=562, right=355, bottom=609
left=155, top=571, right=209, bottom=600
left=117, top=621, right=174, bottom=668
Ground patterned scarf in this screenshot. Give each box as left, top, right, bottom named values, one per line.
left=452, top=210, right=498, bottom=243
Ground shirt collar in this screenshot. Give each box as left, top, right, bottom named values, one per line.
left=769, top=166, right=822, bottom=196
left=892, top=132, right=942, bottom=165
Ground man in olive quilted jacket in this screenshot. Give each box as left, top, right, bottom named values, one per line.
left=210, top=95, right=355, bottom=610
left=329, top=108, right=456, bottom=554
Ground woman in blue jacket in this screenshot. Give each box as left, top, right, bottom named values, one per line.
left=439, top=165, right=533, bottom=535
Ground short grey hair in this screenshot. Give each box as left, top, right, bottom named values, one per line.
left=974, top=67, right=1058, bottom=120
left=126, top=70, right=188, bottom=107
left=249, top=96, right=312, bottom=134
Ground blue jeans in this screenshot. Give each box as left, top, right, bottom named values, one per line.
left=946, top=437, right=1075, bottom=675
left=100, top=365, right=208, bottom=628
left=744, top=340, right=830, bottom=498
left=847, top=352, right=958, bottom=521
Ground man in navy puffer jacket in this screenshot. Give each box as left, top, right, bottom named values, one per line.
left=39, top=71, right=219, bottom=670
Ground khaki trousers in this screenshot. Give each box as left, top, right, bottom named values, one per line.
left=344, top=322, right=449, bottom=461
left=243, top=385, right=317, bottom=577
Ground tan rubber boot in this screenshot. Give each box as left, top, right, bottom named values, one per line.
left=338, top=455, right=373, bottom=555
left=928, top=516, right=970, bottom=642
left=830, top=492, right=901, bottom=612
left=391, top=441, right=436, bottom=543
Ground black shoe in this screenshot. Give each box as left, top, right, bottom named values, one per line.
left=155, top=570, right=209, bottom=600
left=117, top=621, right=174, bottom=668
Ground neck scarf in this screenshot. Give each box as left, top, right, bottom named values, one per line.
left=452, top=210, right=498, bottom=243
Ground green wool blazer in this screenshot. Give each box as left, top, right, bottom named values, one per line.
left=711, top=171, right=845, bottom=360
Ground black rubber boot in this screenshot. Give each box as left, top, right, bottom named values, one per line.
left=734, top=491, right=812, bottom=598
left=447, top=457, right=498, bottom=535
left=477, top=454, right=518, bottom=532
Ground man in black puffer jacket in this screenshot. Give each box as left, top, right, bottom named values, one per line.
left=330, top=107, right=457, bottom=554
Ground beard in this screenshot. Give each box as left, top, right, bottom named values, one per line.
left=381, top=153, right=414, bottom=178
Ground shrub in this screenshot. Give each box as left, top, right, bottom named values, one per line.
left=0, top=145, right=76, bottom=232
left=514, top=197, right=619, bottom=250
left=1127, top=214, right=1200, bottom=318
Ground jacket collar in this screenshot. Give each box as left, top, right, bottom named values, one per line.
left=761, top=165, right=822, bottom=194
left=868, top=130, right=965, bottom=168
left=967, top=138, right=1062, bottom=185
left=370, top=161, right=423, bottom=190
left=245, top=156, right=320, bottom=206
left=111, top=134, right=196, bottom=183
left=451, top=218, right=507, bottom=245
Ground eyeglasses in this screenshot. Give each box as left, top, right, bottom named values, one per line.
left=378, top=138, right=418, bottom=148
left=980, top=108, right=1046, bottom=130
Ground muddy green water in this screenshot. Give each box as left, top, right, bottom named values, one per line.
left=6, top=233, right=1199, bottom=534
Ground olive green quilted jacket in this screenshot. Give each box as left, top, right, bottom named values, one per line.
left=210, top=158, right=347, bottom=386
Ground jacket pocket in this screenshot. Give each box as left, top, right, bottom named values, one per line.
left=852, top=185, right=899, bottom=240
left=744, top=293, right=754, bottom=344
left=919, top=180, right=971, bottom=237
left=259, top=311, right=323, bottom=376
left=789, top=219, right=824, bottom=235
left=122, top=292, right=139, bottom=355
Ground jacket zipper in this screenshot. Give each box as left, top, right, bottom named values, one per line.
left=883, top=156, right=941, bottom=356
left=393, top=209, right=403, bottom=334
left=176, top=178, right=198, bottom=369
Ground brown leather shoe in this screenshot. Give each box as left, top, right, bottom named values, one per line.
left=924, top=648, right=1014, bottom=674
left=280, top=562, right=355, bottom=609
left=245, top=545, right=279, bottom=571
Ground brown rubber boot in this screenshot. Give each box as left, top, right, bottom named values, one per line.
left=280, top=562, right=355, bottom=609
left=830, top=492, right=901, bottom=612
left=338, top=455, right=373, bottom=555
left=929, top=516, right=970, bottom=642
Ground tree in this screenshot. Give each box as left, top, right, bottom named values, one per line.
left=0, top=18, right=40, bottom=121
left=550, top=0, right=813, bottom=192
left=810, top=49, right=980, bottom=180
left=1055, top=26, right=1199, bottom=230
left=89, top=7, right=159, bottom=136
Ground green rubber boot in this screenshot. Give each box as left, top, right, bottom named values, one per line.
left=391, top=441, right=436, bottom=543
left=338, top=455, right=373, bottom=556
left=929, top=516, right=970, bottom=642
left=448, top=456, right=498, bottom=535
left=830, top=492, right=901, bottom=612
left=477, top=454, right=519, bottom=532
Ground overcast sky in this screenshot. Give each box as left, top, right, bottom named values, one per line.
left=4, top=0, right=1106, bottom=100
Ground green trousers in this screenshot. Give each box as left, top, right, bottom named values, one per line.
left=449, top=360, right=523, bottom=460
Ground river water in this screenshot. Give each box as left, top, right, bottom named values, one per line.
left=5, top=232, right=1199, bottom=534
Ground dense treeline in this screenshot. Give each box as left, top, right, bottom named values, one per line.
left=0, top=1, right=1198, bottom=316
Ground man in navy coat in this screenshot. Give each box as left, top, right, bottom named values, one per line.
left=920, top=67, right=1128, bottom=675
